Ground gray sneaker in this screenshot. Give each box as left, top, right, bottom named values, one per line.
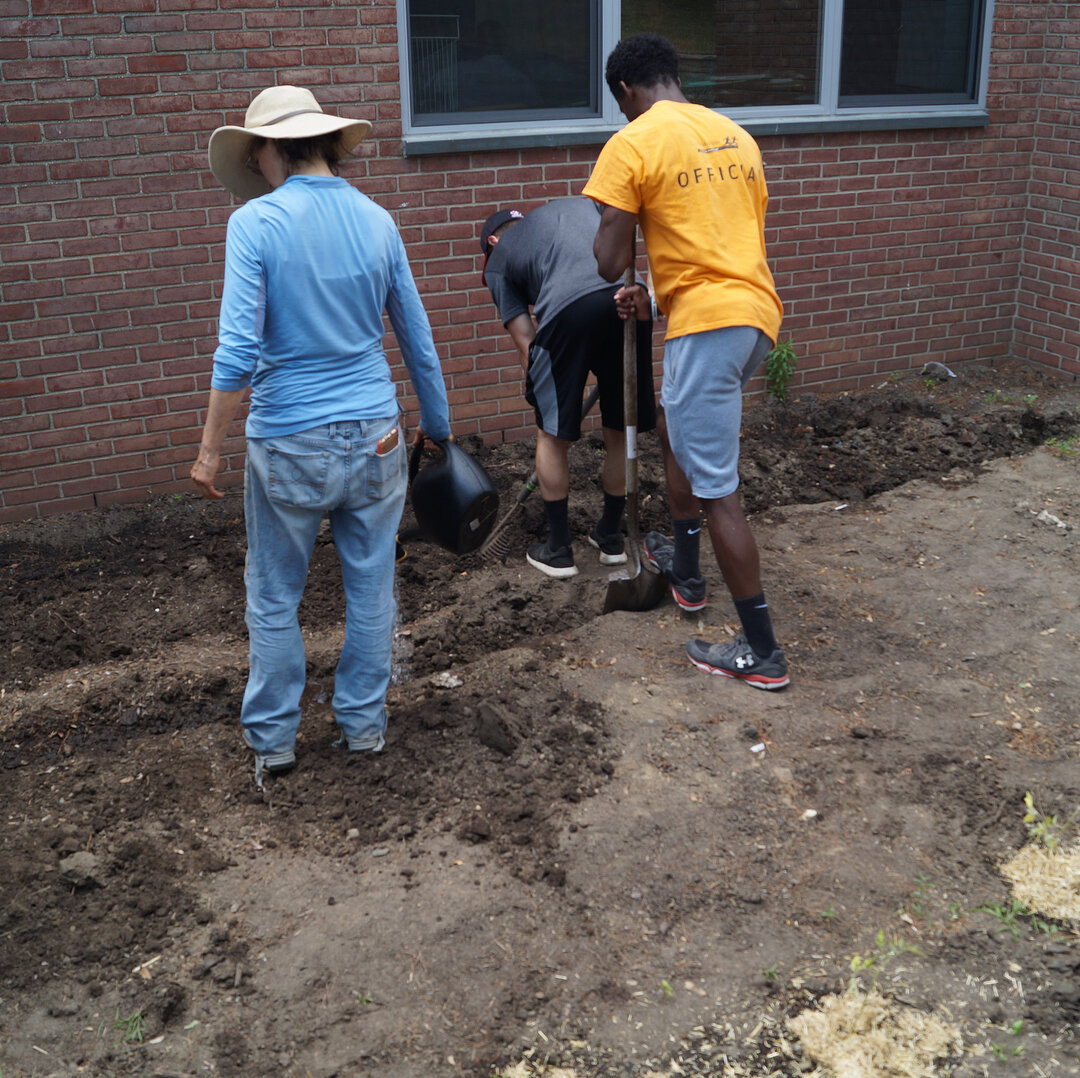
left=333, top=732, right=386, bottom=753
left=243, top=730, right=296, bottom=785
left=686, top=635, right=790, bottom=691
left=643, top=531, right=707, bottom=612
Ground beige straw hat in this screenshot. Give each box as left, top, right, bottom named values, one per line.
left=208, top=85, right=372, bottom=200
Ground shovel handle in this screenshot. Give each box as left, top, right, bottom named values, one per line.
left=621, top=247, right=644, bottom=572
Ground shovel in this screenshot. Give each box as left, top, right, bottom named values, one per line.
left=603, top=257, right=667, bottom=614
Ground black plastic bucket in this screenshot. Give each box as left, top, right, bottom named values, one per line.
left=407, top=439, right=499, bottom=555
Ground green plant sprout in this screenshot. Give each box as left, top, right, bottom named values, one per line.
left=764, top=337, right=797, bottom=403
left=1045, top=434, right=1078, bottom=458
left=990, top=1039, right=1024, bottom=1061
left=848, top=930, right=924, bottom=992
left=1023, top=791, right=1080, bottom=852
left=975, top=897, right=1057, bottom=940
left=114, top=1008, right=145, bottom=1044
left=660, top=979, right=674, bottom=998
left=353, top=990, right=375, bottom=1008
left=905, top=873, right=934, bottom=918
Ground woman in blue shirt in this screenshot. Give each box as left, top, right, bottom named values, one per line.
left=191, top=86, right=451, bottom=783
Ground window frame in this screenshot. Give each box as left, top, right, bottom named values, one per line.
left=398, top=0, right=994, bottom=156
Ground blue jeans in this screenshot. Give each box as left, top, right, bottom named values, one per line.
left=241, top=417, right=405, bottom=755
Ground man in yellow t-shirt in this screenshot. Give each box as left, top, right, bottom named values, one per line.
left=584, top=32, right=789, bottom=690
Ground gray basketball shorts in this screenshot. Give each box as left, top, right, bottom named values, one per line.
left=660, top=325, right=772, bottom=499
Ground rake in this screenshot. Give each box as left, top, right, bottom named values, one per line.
left=478, top=384, right=600, bottom=561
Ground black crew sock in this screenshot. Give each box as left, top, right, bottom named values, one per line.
left=598, top=491, right=626, bottom=536
left=544, top=497, right=571, bottom=551
left=734, top=592, right=778, bottom=659
left=672, top=517, right=702, bottom=581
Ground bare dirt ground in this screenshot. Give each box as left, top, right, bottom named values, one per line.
left=2, top=358, right=1080, bottom=1078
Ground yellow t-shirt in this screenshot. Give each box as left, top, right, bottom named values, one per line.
left=584, top=99, right=783, bottom=342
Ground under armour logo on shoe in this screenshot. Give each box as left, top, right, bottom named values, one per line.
left=736, top=654, right=754, bottom=669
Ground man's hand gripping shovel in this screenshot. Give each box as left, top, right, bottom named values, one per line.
left=603, top=237, right=666, bottom=614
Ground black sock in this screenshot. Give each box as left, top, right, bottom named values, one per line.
left=598, top=491, right=625, bottom=536
left=544, top=497, right=571, bottom=551
left=734, top=592, right=778, bottom=658
left=672, top=517, right=702, bottom=581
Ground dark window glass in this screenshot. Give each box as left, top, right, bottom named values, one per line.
left=840, top=0, right=982, bottom=103
left=408, top=0, right=597, bottom=124
left=622, top=0, right=821, bottom=108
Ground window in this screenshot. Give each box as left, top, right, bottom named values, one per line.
left=399, top=0, right=992, bottom=151
left=407, top=2, right=598, bottom=125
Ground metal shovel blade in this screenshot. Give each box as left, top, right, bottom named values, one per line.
left=602, top=549, right=667, bottom=613
left=603, top=256, right=667, bottom=615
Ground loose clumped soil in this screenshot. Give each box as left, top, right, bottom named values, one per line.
left=2, top=358, right=1080, bottom=1078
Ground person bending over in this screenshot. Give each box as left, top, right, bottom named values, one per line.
left=480, top=198, right=655, bottom=578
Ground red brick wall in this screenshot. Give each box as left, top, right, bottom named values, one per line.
left=1005, top=2, right=1080, bottom=374
left=1, top=0, right=1077, bottom=522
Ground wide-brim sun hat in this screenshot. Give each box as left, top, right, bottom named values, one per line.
left=208, top=85, right=372, bottom=201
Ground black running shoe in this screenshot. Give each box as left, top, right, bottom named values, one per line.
left=587, top=524, right=627, bottom=566
left=643, top=531, right=707, bottom=612
left=686, top=635, right=790, bottom=690
left=526, top=541, right=578, bottom=578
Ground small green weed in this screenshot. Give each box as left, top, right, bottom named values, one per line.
left=990, top=1042, right=1022, bottom=1061
left=1023, top=393, right=1038, bottom=406
left=974, top=897, right=1058, bottom=940
left=1045, top=434, right=1078, bottom=458
left=820, top=905, right=837, bottom=920
left=660, top=979, right=674, bottom=998
left=353, top=990, right=375, bottom=1008
left=849, top=929, right=923, bottom=992
left=762, top=964, right=779, bottom=982
left=1023, top=791, right=1080, bottom=852
left=764, top=337, right=797, bottom=404
left=905, top=873, right=934, bottom=918
left=114, top=1008, right=145, bottom=1044
left=984, top=389, right=1016, bottom=404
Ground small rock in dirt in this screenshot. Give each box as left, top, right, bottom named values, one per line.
left=475, top=700, right=525, bottom=756
left=58, top=851, right=103, bottom=888
left=429, top=671, right=463, bottom=689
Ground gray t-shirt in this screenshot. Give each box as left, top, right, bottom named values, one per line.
left=484, top=197, right=618, bottom=331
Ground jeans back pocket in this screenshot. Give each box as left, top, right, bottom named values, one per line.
left=366, top=437, right=405, bottom=502
left=267, top=446, right=332, bottom=509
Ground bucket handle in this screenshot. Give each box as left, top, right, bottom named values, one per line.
left=408, top=434, right=450, bottom=485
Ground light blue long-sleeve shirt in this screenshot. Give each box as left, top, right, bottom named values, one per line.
left=211, top=174, right=450, bottom=442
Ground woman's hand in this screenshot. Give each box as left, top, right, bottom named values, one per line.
left=190, top=448, right=225, bottom=500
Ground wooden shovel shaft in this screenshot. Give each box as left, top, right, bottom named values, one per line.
left=622, top=260, right=643, bottom=575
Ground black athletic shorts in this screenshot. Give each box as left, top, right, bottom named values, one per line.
left=524, top=286, right=657, bottom=441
